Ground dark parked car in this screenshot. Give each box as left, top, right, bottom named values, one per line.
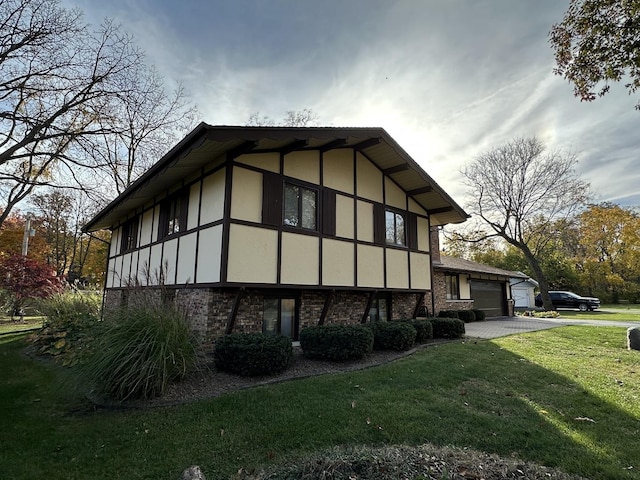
left=535, top=291, right=600, bottom=311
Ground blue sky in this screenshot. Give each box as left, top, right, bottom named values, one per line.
left=67, top=0, right=640, bottom=209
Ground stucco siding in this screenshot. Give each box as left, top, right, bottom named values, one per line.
left=230, top=166, right=262, bottom=222
left=200, top=168, right=226, bottom=225
left=357, top=244, right=384, bottom=288
left=410, top=252, right=431, bottom=290
left=280, top=232, right=319, bottom=285
left=335, top=194, right=354, bottom=239
left=227, top=224, right=277, bottom=283
left=236, top=152, right=280, bottom=173
left=177, top=232, right=197, bottom=284
left=356, top=152, right=383, bottom=203
left=323, top=149, right=354, bottom=193
left=385, top=177, right=406, bottom=210
left=356, top=200, right=374, bottom=242
left=322, top=238, right=354, bottom=286
left=196, top=225, right=222, bottom=283
left=284, top=150, right=319, bottom=184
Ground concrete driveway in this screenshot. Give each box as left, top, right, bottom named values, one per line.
left=464, top=316, right=640, bottom=339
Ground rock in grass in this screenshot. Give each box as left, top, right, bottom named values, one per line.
left=180, top=465, right=205, bottom=480
left=628, top=327, right=640, bottom=351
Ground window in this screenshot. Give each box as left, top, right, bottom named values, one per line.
left=283, top=182, right=317, bottom=230
left=369, top=294, right=389, bottom=322
left=263, top=297, right=298, bottom=339
left=120, top=217, right=139, bottom=253
left=385, top=210, right=405, bottom=246
left=158, top=190, right=188, bottom=239
left=446, top=274, right=459, bottom=300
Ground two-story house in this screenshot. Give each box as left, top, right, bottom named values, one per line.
left=83, top=124, right=469, bottom=347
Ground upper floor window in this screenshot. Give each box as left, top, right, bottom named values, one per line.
left=158, top=190, right=188, bottom=240
left=385, top=210, right=405, bottom=246
left=446, top=274, right=459, bottom=300
left=120, top=217, right=139, bottom=253
left=283, top=182, right=317, bottom=230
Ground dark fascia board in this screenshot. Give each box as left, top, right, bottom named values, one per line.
left=83, top=123, right=469, bottom=232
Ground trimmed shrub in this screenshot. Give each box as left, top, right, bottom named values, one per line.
left=397, top=319, right=433, bottom=343
left=409, top=319, right=434, bottom=343
left=300, top=324, right=374, bottom=361
left=81, top=305, right=201, bottom=401
left=456, top=309, right=476, bottom=323
left=438, top=310, right=459, bottom=319
left=369, top=321, right=416, bottom=351
left=472, top=309, right=486, bottom=322
left=214, top=333, right=292, bottom=377
left=31, top=291, right=102, bottom=366
left=429, top=317, right=465, bottom=339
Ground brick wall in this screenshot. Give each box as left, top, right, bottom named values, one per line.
left=104, top=286, right=431, bottom=349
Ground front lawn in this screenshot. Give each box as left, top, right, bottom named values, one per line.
left=0, top=315, right=44, bottom=335
left=0, top=326, right=638, bottom=479
left=558, top=305, right=640, bottom=322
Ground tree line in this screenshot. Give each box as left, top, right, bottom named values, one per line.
left=445, top=202, right=640, bottom=304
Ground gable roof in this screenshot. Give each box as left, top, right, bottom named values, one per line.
left=83, top=123, right=469, bottom=232
left=434, top=254, right=529, bottom=279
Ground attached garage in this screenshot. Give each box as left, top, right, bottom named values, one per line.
left=431, top=252, right=532, bottom=318
left=470, top=280, right=506, bottom=317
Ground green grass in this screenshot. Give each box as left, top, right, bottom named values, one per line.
left=558, top=305, right=640, bottom=322
left=0, top=316, right=44, bottom=335
left=1, top=326, right=639, bottom=480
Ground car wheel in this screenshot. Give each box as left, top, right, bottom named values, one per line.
left=578, top=303, right=588, bottom=312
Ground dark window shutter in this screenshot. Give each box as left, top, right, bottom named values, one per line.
left=373, top=203, right=385, bottom=245
left=262, top=172, right=283, bottom=226
left=179, top=190, right=189, bottom=230
left=407, top=212, right=418, bottom=249
left=158, top=201, right=168, bottom=240
left=322, top=189, right=336, bottom=236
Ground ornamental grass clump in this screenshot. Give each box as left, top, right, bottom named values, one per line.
left=81, top=305, right=201, bottom=401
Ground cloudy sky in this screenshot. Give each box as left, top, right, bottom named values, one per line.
left=66, top=0, right=639, bottom=209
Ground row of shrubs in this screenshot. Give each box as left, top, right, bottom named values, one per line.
left=214, top=317, right=465, bottom=377
left=33, top=292, right=472, bottom=400
left=437, top=309, right=486, bottom=323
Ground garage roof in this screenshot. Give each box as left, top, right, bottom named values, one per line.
left=83, top=123, right=469, bottom=232
left=435, top=255, right=529, bottom=279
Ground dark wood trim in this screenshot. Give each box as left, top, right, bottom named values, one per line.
left=413, top=292, right=426, bottom=318
left=352, top=148, right=358, bottom=287
left=193, top=170, right=204, bottom=283
left=225, top=287, right=245, bottom=334
left=281, top=140, right=308, bottom=155
left=361, top=290, right=377, bottom=323
left=427, top=206, right=453, bottom=215
left=353, top=137, right=380, bottom=151
left=407, top=186, right=432, bottom=196
left=383, top=163, right=410, bottom=175
left=318, top=289, right=334, bottom=325
left=227, top=140, right=258, bottom=159
left=220, top=162, right=233, bottom=283
left=319, top=139, right=347, bottom=152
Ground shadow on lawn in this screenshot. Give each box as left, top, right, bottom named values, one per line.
left=384, top=339, right=639, bottom=480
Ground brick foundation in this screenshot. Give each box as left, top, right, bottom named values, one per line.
left=104, top=287, right=428, bottom=351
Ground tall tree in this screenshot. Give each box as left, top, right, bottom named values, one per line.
left=461, top=137, right=590, bottom=310
left=85, top=64, right=198, bottom=196
left=0, top=0, right=143, bottom=226
left=550, top=0, right=640, bottom=110
left=576, top=203, right=640, bottom=301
